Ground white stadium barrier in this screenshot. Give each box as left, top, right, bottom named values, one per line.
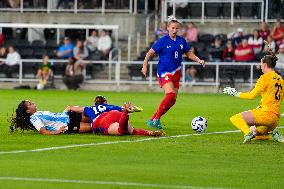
left=0, top=57, right=261, bottom=89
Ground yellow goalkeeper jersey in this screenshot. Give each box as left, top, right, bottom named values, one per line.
left=240, top=71, right=284, bottom=114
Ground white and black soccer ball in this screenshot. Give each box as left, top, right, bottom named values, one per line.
left=191, top=116, right=208, bottom=133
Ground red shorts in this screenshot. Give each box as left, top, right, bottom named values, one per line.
left=158, top=69, right=181, bottom=89
left=92, top=110, right=122, bottom=134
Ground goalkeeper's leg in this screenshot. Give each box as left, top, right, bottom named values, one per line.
left=230, top=113, right=251, bottom=135
left=251, top=126, right=272, bottom=140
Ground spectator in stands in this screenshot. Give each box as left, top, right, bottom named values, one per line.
left=185, top=66, right=197, bottom=87
left=0, top=46, right=7, bottom=60
left=263, top=35, right=276, bottom=53
left=0, top=47, right=7, bottom=71
left=2, top=46, right=21, bottom=78
left=178, top=25, right=187, bottom=38
left=36, top=55, right=53, bottom=90
left=63, top=57, right=84, bottom=90
left=271, top=19, right=284, bottom=45
left=73, top=40, right=89, bottom=63
left=153, top=22, right=168, bottom=42
left=98, top=30, right=112, bottom=60
left=231, top=28, right=244, bottom=48
left=6, top=0, right=20, bottom=8
left=184, top=47, right=198, bottom=87
left=259, top=22, right=270, bottom=41
left=235, top=38, right=254, bottom=62
left=208, top=37, right=224, bottom=62
left=56, top=0, right=71, bottom=9
left=248, top=29, right=263, bottom=55
left=0, top=33, right=4, bottom=46
left=185, top=22, right=198, bottom=43
left=57, top=37, right=74, bottom=59
left=222, top=40, right=235, bottom=62
left=276, top=44, right=284, bottom=77
left=234, top=38, right=254, bottom=81
left=85, top=29, right=98, bottom=52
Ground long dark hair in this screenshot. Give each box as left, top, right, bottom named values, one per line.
left=9, top=100, right=35, bottom=132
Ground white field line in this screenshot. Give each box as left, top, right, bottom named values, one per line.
left=0, top=176, right=227, bottom=189
left=0, top=127, right=283, bottom=155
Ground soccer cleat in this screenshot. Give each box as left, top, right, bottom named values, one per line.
left=272, top=130, right=284, bottom=143
left=243, top=131, right=256, bottom=144
left=148, top=130, right=165, bottom=137
left=146, top=119, right=163, bottom=129
left=132, top=105, right=143, bottom=112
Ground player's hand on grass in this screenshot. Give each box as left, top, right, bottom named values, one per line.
left=55, top=126, right=67, bottom=134
left=223, top=87, right=240, bottom=97
left=141, top=63, right=148, bottom=77
left=64, top=106, right=71, bottom=112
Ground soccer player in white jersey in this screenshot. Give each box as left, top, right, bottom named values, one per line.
left=10, top=100, right=91, bottom=135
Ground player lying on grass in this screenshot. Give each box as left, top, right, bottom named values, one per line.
left=10, top=100, right=91, bottom=135
left=65, top=95, right=164, bottom=136
left=223, top=51, right=284, bottom=143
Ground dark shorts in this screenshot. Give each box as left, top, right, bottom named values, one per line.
left=67, top=111, right=82, bottom=133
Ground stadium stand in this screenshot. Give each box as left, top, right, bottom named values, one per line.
left=0, top=0, right=284, bottom=90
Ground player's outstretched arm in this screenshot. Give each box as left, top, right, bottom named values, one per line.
left=64, top=106, right=84, bottom=113
left=141, top=48, right=155, bottom=77
left=185, top=50, right=205, bottom=67
left=39, top=126, right=67, bottom=135
left=223, top=86, right=261, bottom=99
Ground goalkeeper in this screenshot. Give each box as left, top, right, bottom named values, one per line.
left=223, top=52, right=284, bottom=143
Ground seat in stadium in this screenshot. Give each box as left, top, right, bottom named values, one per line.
left=22, top=62, right=38, bottom=77
left=16, top=39, right=31, bottom=48
left=45, top=40, right=58, bottom=49
left=32, top=40, right=45, bottom=48
left=189, top=3, right=202, bottom=18
left=205, top=3, right=221, bottom=18
left=47, top=49, right=57, bottom=59
left=4, top=39, right=17, bottom=48
left=239, top=3, right=255, bottom=18
left=193, top=42, right=205, bottom=53
left=197, top=51, right=210, bottom=61
left=44, top=28, right=57, bottom=40
left=2, top=28, right=13, bottom=40
left=20, top=48, right=33, bottom=59
left=33, top=48, right=47, bottom=59
left=222, top=3, right=237, bottom=18
left=199, top=34, right=214, bottom=45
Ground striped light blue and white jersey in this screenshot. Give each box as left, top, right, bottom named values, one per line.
left=30, top=111, right=70, bottom=131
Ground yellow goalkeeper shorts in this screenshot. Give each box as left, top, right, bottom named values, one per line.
left=251, top=106, right=279, bottom=133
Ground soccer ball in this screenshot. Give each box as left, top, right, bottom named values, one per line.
left=191, top=116, right=208, bottom=133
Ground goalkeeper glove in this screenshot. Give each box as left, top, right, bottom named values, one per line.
left=223, top=87, right=240, bottom=97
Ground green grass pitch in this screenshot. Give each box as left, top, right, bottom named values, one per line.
left=0, top=89, right=284, bottom=189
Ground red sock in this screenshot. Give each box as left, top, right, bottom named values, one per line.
left=132, top=128, right=150, bottom=136
left=153, top=92, right=176, bottom=120
left=118, top=110, right=129, bottom=135
left=150, top=112, right=157, bottom=121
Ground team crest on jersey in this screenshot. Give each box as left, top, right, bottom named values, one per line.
left=180, top=44, right=183, bottom=49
